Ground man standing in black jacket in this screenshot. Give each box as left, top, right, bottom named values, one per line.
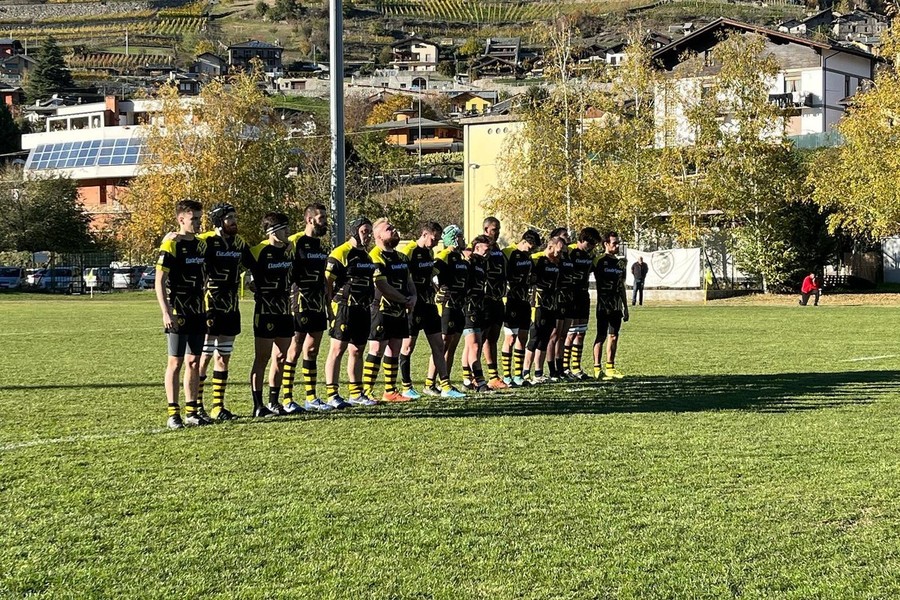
left=631, top=256, right=649, bottom=306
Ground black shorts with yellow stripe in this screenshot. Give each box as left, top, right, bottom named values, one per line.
left=294, top=310, right=327, bottom=334
left=439, top=304, right=465, bottom=336
left=504, top=298, right=531, bottom=331
left=464, top=307, right=486, bottom=332
left=206, top=310, right=241, bottom=337
left=556, top=293, right=574, bottom=319
left=409, top=302, right=441, bottom=336
left=330, top=303, right=371, bottom=346
left=254, top=309, right=293, bottom=339
left=571, top=290, right=591, bottom=320
left=370, top=310, right=410, bottom=341
left=483, top=298, right=505, bottom=326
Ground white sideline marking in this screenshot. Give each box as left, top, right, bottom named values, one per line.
left=0, top=428, right=167, bottom=452
left=840, top=355, right=899, bottom=363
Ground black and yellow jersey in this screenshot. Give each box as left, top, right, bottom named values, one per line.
left=484, top=243, right=507, bottom=301
left=326, top=241, right=376, bottom=307
left=157, top=234, right=206, bottom=316
left=434, top=247, right=469, bottom=308
left=557, top=247, right=576, bottom=301
left=530, top=251, right=561, bottom=310
left=289, top=232, right=328, bottom=313
left=503, top=245, right=533, bottom=304
left=247, top=240, right=295, bottom=316
left=568, top=243, right=595, bottom=292
left=196, top=231, right=249, bottom=313
left=399, top=241, right=436, bottom=306
left=370, top=246, right=411, bottom=317
left=465, top=253, right=488, bottom=309
left=593, top=253, right=627, bottom=312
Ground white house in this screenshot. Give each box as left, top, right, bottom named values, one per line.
left=390, top=35, right=439, bottom=72
left=652, top=18, right=877, bottom=146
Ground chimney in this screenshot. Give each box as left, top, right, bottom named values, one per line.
left=104, top=95, right=118, bottom=126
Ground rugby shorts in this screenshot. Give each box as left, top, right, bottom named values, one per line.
left=330, top=303, right=371, bottom=346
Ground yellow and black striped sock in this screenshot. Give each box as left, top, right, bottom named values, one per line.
left=487, top=363, right=499, bottom=381
left=500, top=351, right=512, bottom=379
left=302, top=359, right=317, bottom=401
left=326, top=383, right=339, bottom=399
left=399, top=352, right=413, bottom=390
left=594, top=363, right=603, bottom=378
left=439, top=376, right=451, bottom=391
left=383, top=356, right=399, bottom=394
left=167, top=402, right=180, bottom=417
left=513, top=349, right=525, bottom=378
left=185, top=401, right=198, bottom=416
left=197, top=375, right=206, bottom=407
left=606, top=362, right=614, bottom=372
left=563, top=344, right=573, bottom=372
left=572, top=344, right=583, bottom=373
left=462, top=364, right=473, bottom=383
left=424, top=376, right=435, bottom=390
left=348, top=381, right=363, bottom=398
left=281, top=361, right=296, bottom=403
left=362, top=354, right=381, bottom=397
left=211, top=370, right=228, bottom=411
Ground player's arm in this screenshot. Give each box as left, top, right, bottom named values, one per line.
left=156, top=233, right=177, bottom=331
left=619, top=266, right=629, bottom=322
left=405, top=272, right=417, bottom=311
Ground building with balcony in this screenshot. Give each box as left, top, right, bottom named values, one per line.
left=390, top=35, right=439, bottom=72
left=227, top=40, right=283, bottom=75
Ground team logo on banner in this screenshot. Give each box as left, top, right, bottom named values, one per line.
left=652, top=251, right=674, bottom=279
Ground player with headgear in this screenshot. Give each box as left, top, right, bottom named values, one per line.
left=195, top=202, right=250, bottom=422
left=324, top=216, right=378, bottom=407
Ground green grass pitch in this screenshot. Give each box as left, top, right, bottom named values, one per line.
left=3, top=294, right=900, bottom=598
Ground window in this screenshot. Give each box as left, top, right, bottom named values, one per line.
left=784, top=75, right=801, bottom=94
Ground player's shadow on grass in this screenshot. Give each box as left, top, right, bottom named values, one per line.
left=342, top=370, right=900, bottom=419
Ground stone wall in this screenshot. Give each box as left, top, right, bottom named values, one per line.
left=0, top=0, right=190, bottom=21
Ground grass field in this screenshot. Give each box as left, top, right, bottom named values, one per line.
left=3, top=294, right=900, bottom=598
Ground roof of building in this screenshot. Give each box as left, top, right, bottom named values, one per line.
left=367, top=117, right=461, bottom=130
left=652, top=17, right=877, bottom=70
left=228, top=39, right=283, bottom=50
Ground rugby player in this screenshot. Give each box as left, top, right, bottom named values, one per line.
left=362, top=219, right=416, bottom=402
left=246, top=212, right=295, bottom=417
left=197, top=203, right=249, bottom=422
left=324, top=217, right=377, bottom=407
left=460, top=234, right=492, bottom=392
left=424, top=225, right=469, bottom=395
left=592, top=231, right=629, bottom=380
left=522, top=235, right=564, bottom=384
left=500, top=229, right=542, bottom=386
left=480, top=217, right=508, bottom=390
left=398, top=222, right=465, bottom=399
left=547, top=227, right=573, bottom=381
left=563, top=227, right=600, bottom=380
left=156, top=199, right=207, bottom=429
left=283, top=203, right=331, bottom=413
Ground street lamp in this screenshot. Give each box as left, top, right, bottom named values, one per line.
left=468, top=163, right=480, bottom=207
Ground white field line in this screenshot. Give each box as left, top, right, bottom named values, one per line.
left=840, top=355, right=899, bottom=363
left=1, top=428, right=168, bottom=452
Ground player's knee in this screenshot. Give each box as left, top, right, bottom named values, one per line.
left=185, top=356, right=201, bottom=371
left=167, top=356, right=184, bottom=370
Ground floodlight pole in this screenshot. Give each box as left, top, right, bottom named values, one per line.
left=329, top=0, right=346, bottom=242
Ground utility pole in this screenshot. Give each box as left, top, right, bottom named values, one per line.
left=329, top=0, right=346, bottom=241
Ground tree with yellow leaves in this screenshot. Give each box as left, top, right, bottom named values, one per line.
left=810, top=26, right=900, bottom=239
left=123, top=68, right=315, bottom=257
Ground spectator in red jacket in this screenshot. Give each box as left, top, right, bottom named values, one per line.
left=799, top=272, right=820, bottom=306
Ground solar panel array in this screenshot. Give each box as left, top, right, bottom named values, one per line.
left=26, top=138, right=146, bottom=171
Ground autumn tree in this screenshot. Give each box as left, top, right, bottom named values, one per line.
left=809, top=26, right=900, bottom=239
left=123, top=68, right=310, bottom=257
left=676, top=32, right=802, bottom=291
left=365, top=93, right=439, bottom=126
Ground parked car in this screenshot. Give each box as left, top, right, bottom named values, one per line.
left=25, top=268, right=45, bottom=286
left=137, top=267, right=156, bottom=290
left=31, top=267, right=82, bottom=293
left=0, top=266, right=23, bottom=289
left=83, top=267, right=113, bottom=292
left=113, top=267, right=136, bottom=289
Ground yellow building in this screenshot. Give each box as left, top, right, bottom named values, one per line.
left=460, top=114, right=522, bottom=243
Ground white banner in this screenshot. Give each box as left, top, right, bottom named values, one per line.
left=626, top=248, right=701, bottom=289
